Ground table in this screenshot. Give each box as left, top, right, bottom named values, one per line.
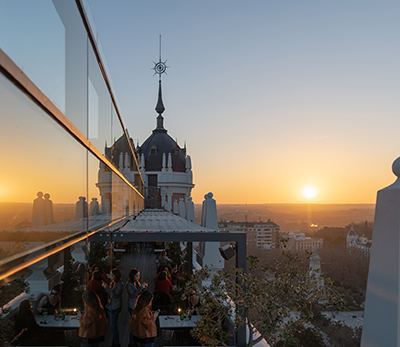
left=35, top=315, right=80, bottom=328
left=159, top=315, right=201, bottom=346
left=159, top=315, right=200, bottom=329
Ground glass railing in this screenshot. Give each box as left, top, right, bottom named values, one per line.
left=0, top=1, right=144, bottom=344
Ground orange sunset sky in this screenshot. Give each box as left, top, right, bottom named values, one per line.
left=1, top=1, right=399, bottom=205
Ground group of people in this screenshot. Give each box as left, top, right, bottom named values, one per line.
left=77, top=265, right=157, bottom=347
left=13, top=249, right=200, bottom=347
left=80, top=260, right=199, bottom=347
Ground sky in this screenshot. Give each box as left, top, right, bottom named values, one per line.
left=86, top=0, right=400, bottom=205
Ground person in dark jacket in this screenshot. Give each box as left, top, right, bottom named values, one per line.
left=126, top=268, right=148, bottom=347
left=102, top=268, right=123, bottom=347
left=14, top=299, right=41, bottom=345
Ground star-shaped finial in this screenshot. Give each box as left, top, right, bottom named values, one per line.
left=152, top=60, right=169, bottom=77
left=152, top=35, right=169, bottom=79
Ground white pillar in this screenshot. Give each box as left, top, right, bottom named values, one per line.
left=71, top=241, right=87, bottom=264
left=119, top=152, right=123, bottom=169
left=124, top=152, right=129, bottom=169
left=178, top=198, right=186, bottom=218
left=167, top=153, right=172, bottom=169
left=362, top=157, right=400, bottom=347
left=140, top=153, right=145, bottom=169
left=162, top=153, right=166, bottom=169
left=201, top=192, right=223, bottom=271
left=27, top=258, right=51, bottom=293
left=173, top=199, right=179, bottom=214
left=165, top=193, right=172, bottom=211
left=161, top=192, right=166, bottom=209
left=186, top=197, right=195, bottom=222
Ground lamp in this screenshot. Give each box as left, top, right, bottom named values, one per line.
left=219, top=244, right=235, bottom=260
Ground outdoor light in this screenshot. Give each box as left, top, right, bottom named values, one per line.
left=219, top=244, right=235, bottom=260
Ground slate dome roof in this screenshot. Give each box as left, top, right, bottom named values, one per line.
left=139, top=126, right=186, bottom=173
left=105, top=134, right=136, bottom=170
left=347, top=224, right=357, bottom=237
left=138, top=79, right=186, bottom=173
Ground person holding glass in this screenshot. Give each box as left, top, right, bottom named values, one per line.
left=126, top=268, right=148, bottom=347
left=78, top=290, right=108, bottom=347
left=36, top=284, right=62, bottom=315
left=130, top=290, right=159, bottom=347
left=102, top=268, right=124, bottom=347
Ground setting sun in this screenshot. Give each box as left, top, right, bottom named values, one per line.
left=302, top=186, right=318, bottom=200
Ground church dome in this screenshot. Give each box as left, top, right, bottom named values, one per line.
left=139, top=129, right=186, bottom=172
left=138, top=79, right=186, bottom=173
left=347, top=224, right=357, bottom=237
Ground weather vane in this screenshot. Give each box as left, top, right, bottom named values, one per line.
left=152, top=35, right=169, bottom=79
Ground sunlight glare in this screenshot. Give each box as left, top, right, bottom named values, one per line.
left=302, top=186, right=318, bottom=200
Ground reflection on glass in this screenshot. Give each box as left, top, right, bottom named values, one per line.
left=88, top=45, right=112, bottom=153
left=107, top=106, right=143, bottom=196
left=88, top=153, right=112, bottom=229
left=0, top=73, right=87, bottom=271
left=0, top=1, right=66, bottom=113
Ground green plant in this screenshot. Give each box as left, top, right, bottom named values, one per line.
left=166, top=242, right=181, bottom=265
left=61, top=254, right=84, bottom=309
left=187, top=251, right=344, bottom=347
left=0, top=278, right=29, bottom=346
left=275, top=322, right=324, bottom=346
left=88, top=242, right=107, bottom=267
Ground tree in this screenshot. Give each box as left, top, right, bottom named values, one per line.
left=325, top=321, right=361, bottom=347
left=166, top=242, right=181, bottom=265
left=275, top=322, right=324, bottom=347
left=187, top=250, right=344, bottom=347
left=0, top=278, right=29, bottom=346
left=88, top=241, right=107, bottom=266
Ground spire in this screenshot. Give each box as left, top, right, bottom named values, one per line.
left=155, top=80, right=165, bottom=116
left=152, top=35, right=168, bottom=132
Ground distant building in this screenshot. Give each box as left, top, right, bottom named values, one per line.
left=218, top=219, right=280, bottom=249
left=346, top=224, right=371, bottom=257
left=280, top=231, right=323, bottom=252
left=309, top=246, right=324, bottom=286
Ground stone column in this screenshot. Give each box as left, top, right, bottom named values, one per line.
left=186, top=197, right=195, bottom=222
left=201, top=193, right=224, bottom=271
left=27, top=258, right=50, bottom=293
left=362, top=157, right=400, bottom=347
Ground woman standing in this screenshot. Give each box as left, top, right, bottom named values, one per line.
left=89, top=263, right=110, bottom=284
left=155, top=271, right=174, bottom=301
left=130, top=290, right=159, bottom=347
left=78, top=290, right=108, bottom=347
left=157, top=250, right=170, bottom=267
left=127, top=269, right=148, bottom=347
left=103, top=268, right=124, bottom=347
left=87, top=270, right=108, bottom=307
